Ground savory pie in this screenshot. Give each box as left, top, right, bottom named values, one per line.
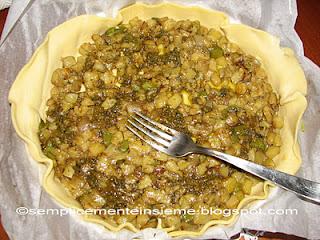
left=9, top=2, right=307, bottom=237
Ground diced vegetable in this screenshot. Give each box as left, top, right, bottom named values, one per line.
left=102, top=98, right=117, bottom=110
left=168, top=93, right=182, bottom=109
left=242, top=179, right=253, bottom=194
left=254, top=150, right=266, bottom=164
left=157, top=44, right=165, bottom=55
left=181, top=90, right=192, bottom=106
left=63, top=165, right=75, bottom=178
left=226, top=195, right=240, bottom=208
left=142, top=81, right=157, bottom=91
left=119, top=140, right=129, bottom=152
left=265, top=146, right=280, bottom=159
left=219, top=166, right=229, bottom=177
left=62, top=56, right=76, bottom=68
left=65, top=93, right=78, bottom=104
left=225, top=177, right=237, bottom=193
left=89, top=142, right=105, bottom=156
left=138, top=175, right=152, bottom=189
left=181, top=213, right=193, bottom=223
left=103, top=131, right=113, bottom=146
left=250, top=138, right=266, bottom=151
left=232, top=125, right=249, bottom=136
left=210, top=46, right=224, bottom=59
left=216, top=56, right=227, bottom=68
left=105, top=25, right=126, bottom=36
left=273, top=116, right=284, bottom=129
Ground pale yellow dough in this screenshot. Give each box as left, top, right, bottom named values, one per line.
left=8, top=2, right=307, bottom=237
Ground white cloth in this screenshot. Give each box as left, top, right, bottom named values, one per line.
left=0, top=0, right=30, bottom=42
left=0, top=0, right=11, bottom=10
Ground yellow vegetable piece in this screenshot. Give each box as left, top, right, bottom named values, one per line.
left=168, top=93, right=182, bottom=108
left=89, top=142, right=105, bottom=156
left=63, top=165, right=75, bottom=178
left=157, top=44, right=165, bottom=55
left=208, top=81, right=222, bottom=90
left=226, top=195, right=240, bottom=208
left=181, top=90, right=192, bottom=106
left=225, top=177, right=237, bottom=193
left=227, top=81, right=235, bottom=91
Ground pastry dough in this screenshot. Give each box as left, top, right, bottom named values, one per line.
left=8, top=2, right=307, bottom=237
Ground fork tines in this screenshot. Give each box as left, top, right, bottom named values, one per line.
left=126, top=110, right=175, bottom=153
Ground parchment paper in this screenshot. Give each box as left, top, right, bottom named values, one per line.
left=0, top=0, right=320, bottom=239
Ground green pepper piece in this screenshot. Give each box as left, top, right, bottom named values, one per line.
left=119, top=140, right=129, bottom=152
left=142, top=82, right=152, bottom=90
left=44, top=144, right=57, bottom=160
left=142, top=81, right=157, bottom=91
left=210, top=46, right=224, bottom=59
left=105, top=25, right=126, bottom=36
left=103, top=131, right=113, bottom=146
left=132, top=84, right=141, bottom=91
left=250, top=138, right=266, bottom=151
left=105, top=27, right=116, bottom=36
left=232, top=125, right=248, bottom=136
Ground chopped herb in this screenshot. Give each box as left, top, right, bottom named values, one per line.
left=166, top=49, right=181, bottom=66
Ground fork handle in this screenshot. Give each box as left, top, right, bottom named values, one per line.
left=195, top=147, right=320, bottom=204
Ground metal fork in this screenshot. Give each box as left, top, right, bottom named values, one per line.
left=126, top=110, right=320, bottom=204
